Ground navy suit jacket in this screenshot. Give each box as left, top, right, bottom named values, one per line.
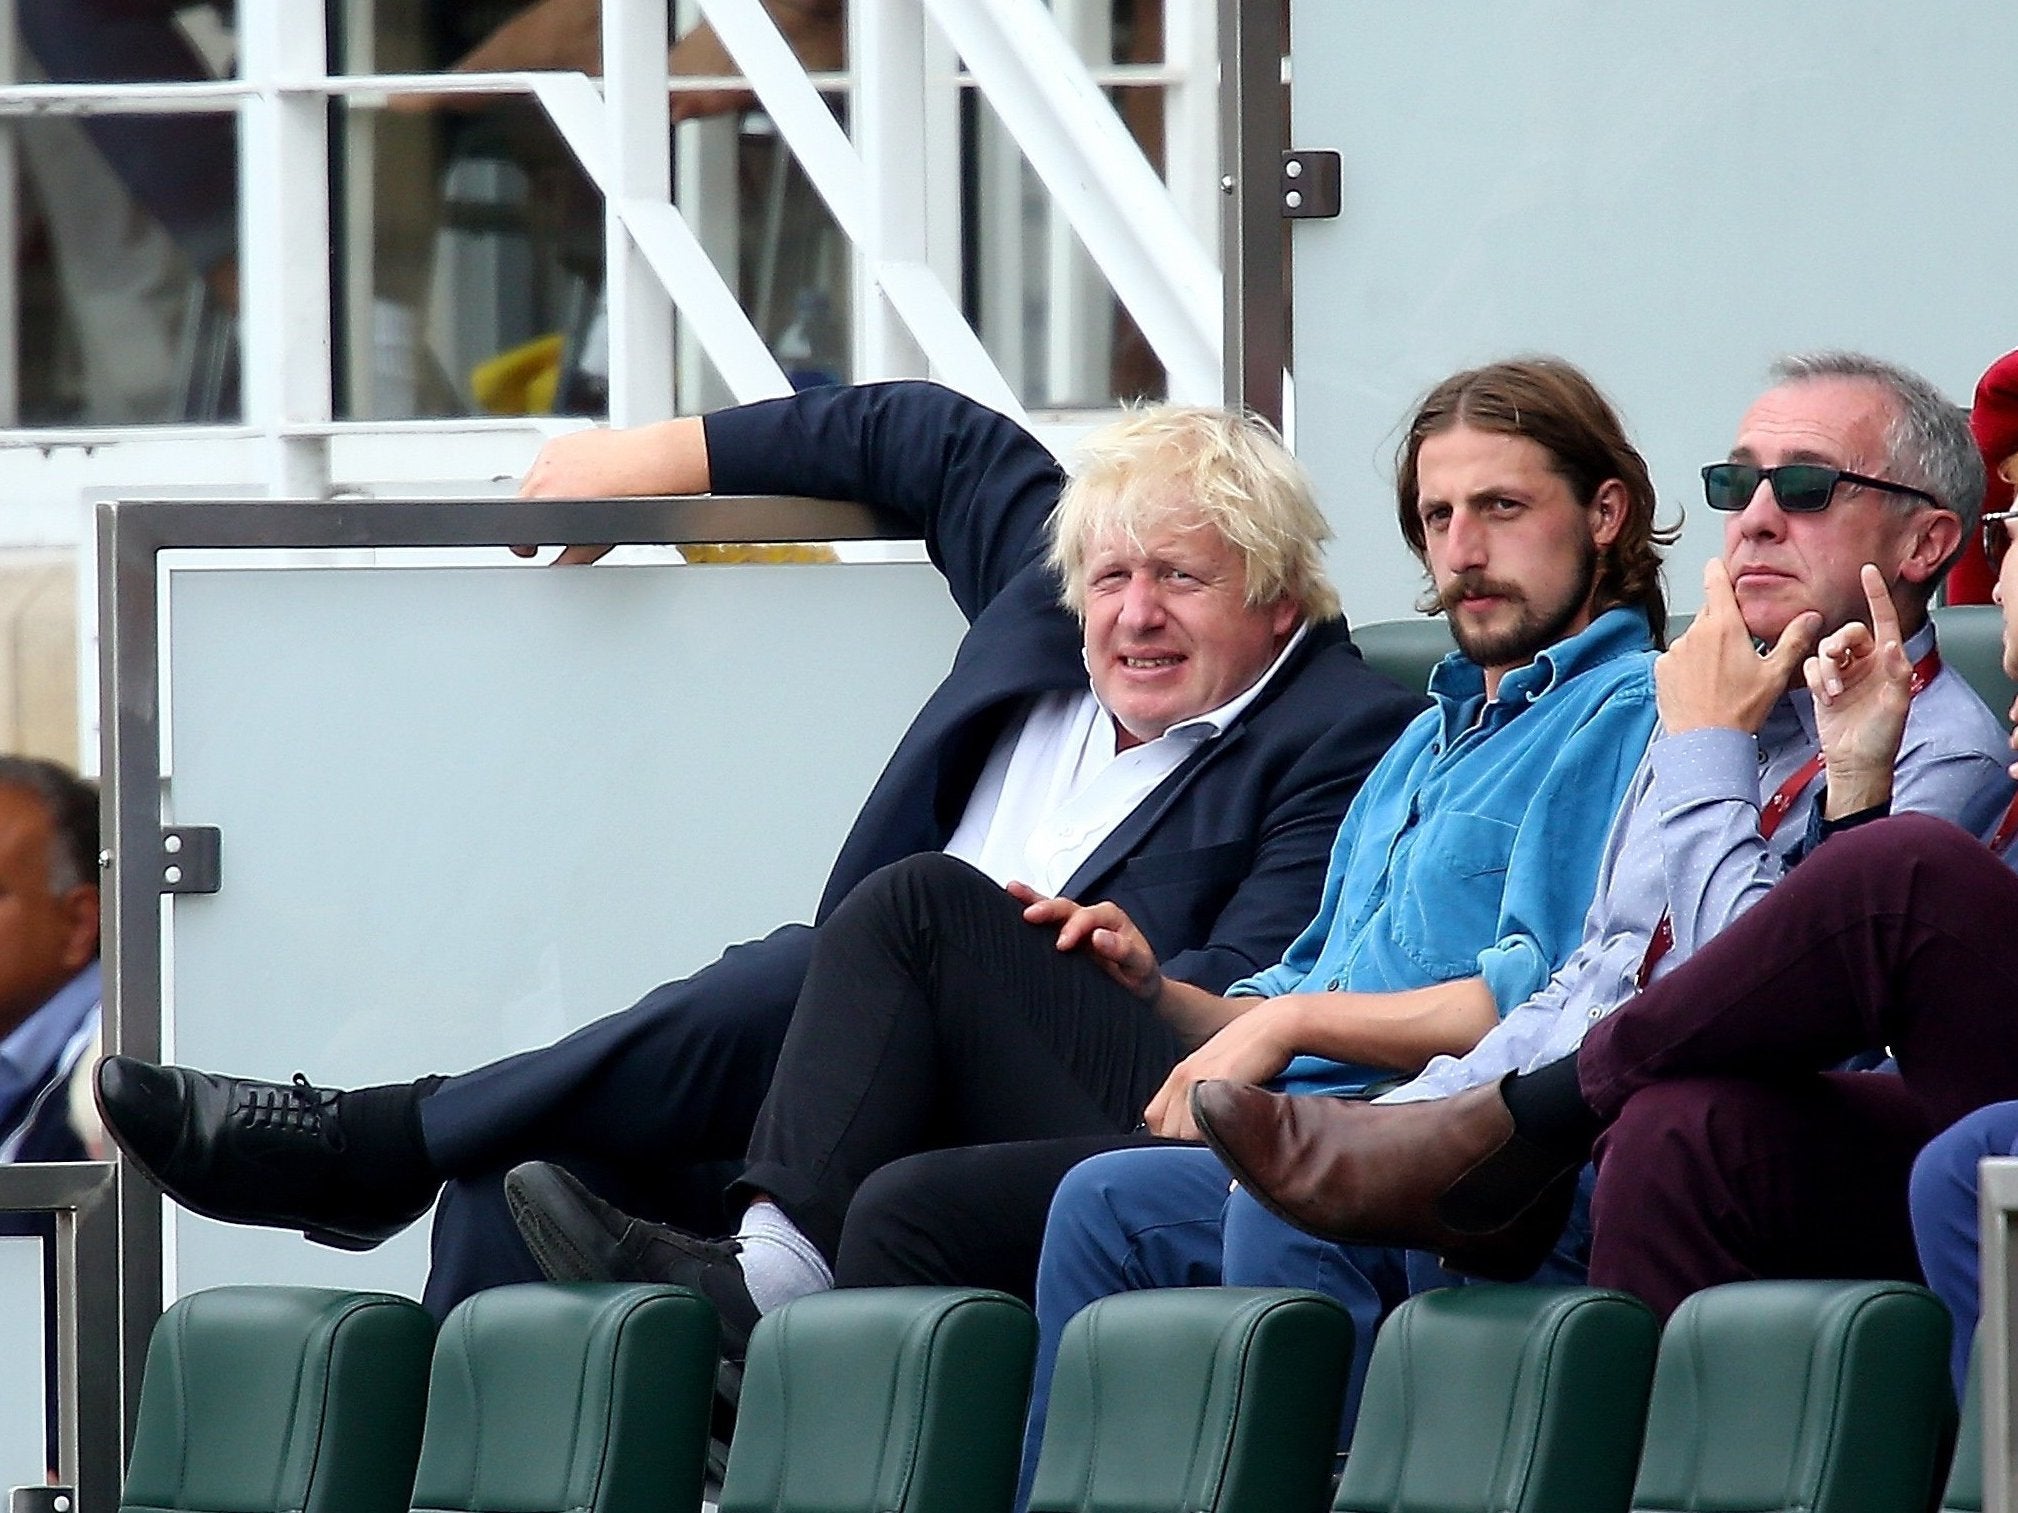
left=704, top=382, right=1425, bottom=992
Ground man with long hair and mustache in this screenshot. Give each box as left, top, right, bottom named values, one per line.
left=508, top=358, right=1676, bottom=1377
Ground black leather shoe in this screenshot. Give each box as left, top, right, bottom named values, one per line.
left=94, top=1055, right=434, bottom=1251
left=505, top=1161, right=762, bottom=1357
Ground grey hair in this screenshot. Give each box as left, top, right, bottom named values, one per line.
left=1769, top=352, right=1985, bottom=583
left=0, top=757, right=97, bottom=894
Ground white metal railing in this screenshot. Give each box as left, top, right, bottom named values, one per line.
left=0, top=0, right=1220, bottom=493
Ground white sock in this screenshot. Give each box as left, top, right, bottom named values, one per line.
left=736, top=1200, right=834, bottom=1315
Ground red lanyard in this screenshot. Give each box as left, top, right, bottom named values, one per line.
left=1990, top=789, right=2018, bottom=856
left=1635, top=645, right=1943, bottom=988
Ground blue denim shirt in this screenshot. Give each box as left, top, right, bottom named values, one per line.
left=1227, top=606, right=1660, bottom=1097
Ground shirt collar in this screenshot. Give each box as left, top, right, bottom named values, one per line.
left=1427, top=604, right=1654, bottom=707
left=0, top=960, right=100, bottom=1087
left=1102, top=618, right=1313, bottom=744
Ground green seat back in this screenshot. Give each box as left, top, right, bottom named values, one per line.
left=1030, top=1287, right=1352, bottom=1513
left=1942, top=1346, right=1982, bottom=1513
left=411, top=1283, right=717, bottom=1513
left=1632, top=1281, right=1956, bottom=1513
left=1353, top=618, right=1456, bottom=695
left=1335, top=1285, right=1657, bottom=1513
left=121, top=1285, right=434, bottom=1513
left=1933, top=604, right=2009, bottom=721
left=1352, top=612, right=1691, bottom=696
left=721, top=1287, right=1036, bottom=1513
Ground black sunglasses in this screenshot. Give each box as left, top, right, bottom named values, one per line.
left=1984, top=508, right=2018, bottom=573
left=1700, top=462, right=1940, bottom=515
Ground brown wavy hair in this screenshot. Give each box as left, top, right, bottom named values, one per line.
left=1393, top=357, right=1679, bottom=648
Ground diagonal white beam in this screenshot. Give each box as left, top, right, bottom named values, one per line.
left=921, top=0, right=1222, bottom=401
left=534, top=43, right=1017, bottom=417
left=690, top=0, right=1025, bottom=420
left=601, top=0, right=675, bottom=422
left=620, top=200, right=795, bottom=401
left=528, top=74, right=613, bottom=200
left=531, top=76, right=791, bottom=403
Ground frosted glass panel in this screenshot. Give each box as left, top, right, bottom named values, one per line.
left=1288, top=2, right=2018, bottom=623
left=0, top=1235, right=48, bottom=1486
left=161, top=560, right=967, bottom=1297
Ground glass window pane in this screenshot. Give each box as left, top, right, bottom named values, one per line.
left=332, top=96, right=608, bottom=420
left=16, top=0, right=238, bottom=85
left=965, top=91, right=1168, bottom=410
left=701, top=122, right=852, bottom=395
left=12, top=110, right=241, bottom=425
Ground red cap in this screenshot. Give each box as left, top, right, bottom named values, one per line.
left=1972, top=349, right=2018, bottom=518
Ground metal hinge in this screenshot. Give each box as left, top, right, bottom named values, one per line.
left=159, top=827, right=220, bottom=895
left=1281, top=150, right=1341, bottom=219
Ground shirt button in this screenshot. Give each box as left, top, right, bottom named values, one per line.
left=1588, top=1007, right=1603, bottom=1020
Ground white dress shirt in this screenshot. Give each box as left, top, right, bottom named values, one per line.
left=946, top=624, right=1308, bottom=896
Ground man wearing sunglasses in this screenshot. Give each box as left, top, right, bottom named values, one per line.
left=1188, top=351, right=2018, bottom=1365
left=1160, top=352, right=2010, bottom=1327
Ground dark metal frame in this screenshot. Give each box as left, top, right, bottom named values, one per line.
left=1217, top=0, right=1288, bottom=427
left=0, top=1162, right=118, bottom=1513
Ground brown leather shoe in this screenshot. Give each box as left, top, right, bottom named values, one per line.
left=1190, top=1079, right=1577, bottom=1282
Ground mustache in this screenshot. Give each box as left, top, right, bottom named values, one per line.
left=1438, top=572, right=1526, bottom=613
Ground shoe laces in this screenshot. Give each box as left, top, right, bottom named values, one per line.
left=236, top=1073, right=344, bottom=1149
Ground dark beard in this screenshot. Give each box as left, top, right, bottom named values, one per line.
left=1442, top=539, right=1601, bottom=672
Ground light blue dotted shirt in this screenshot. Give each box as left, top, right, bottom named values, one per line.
left=1381, top=619, right=2009, bottom=1104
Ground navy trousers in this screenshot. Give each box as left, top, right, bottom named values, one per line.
left=1909, top=1099, right=2018, bottom=1394
left=417, top=924, right=814, bottom=1315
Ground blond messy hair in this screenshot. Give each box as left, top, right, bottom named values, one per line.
left=1046, top=405, right=1341, bottom=622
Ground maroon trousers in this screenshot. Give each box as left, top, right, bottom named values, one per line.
left=1575, top=812, right=2018, bottom=1318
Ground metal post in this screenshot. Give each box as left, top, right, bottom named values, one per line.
left=97, top=499, right=162, bottom=1461
left=237, top=0, right=335, bottom=497
left=1162, top=0, right=1221, bottom=265
left=1217, top=0, right=1284, bottom=424
left=604, top=0, right=676, bottom=424
left=0, top=1163, right=121, bottom=1513
left=853, top=0, right=934, bottom=381
left=1982, top=1157, right=2018, bottom=1513
left=1042, top=0, right=1112, bottom=405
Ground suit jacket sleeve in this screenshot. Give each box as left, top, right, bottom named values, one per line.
left=702, top=380, right=1066, bottom=623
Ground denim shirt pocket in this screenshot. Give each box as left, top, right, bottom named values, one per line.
left=1392, top=809, right=1520, bottom=979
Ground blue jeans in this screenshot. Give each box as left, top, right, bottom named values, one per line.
left=1910, top=1099, right=2018, bottom=1394
left=1021, top=1144, right=1593, bottom=1502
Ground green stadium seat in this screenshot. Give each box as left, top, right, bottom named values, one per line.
left=1353, top=618, right=1456, bottom=695
left=1940, top=1345, right=1982, bottom=1513
left=1029, top=1287, right=1351, bottom=1513
left=721, top=1287, right=1036, bottom=1513
left=1932, top=604, right=2009, bottom=720
left=1352, top=613, right=1692, bottom=697
left=121, top=1286, right=434, bottom=1513
left=1334, top=1285, right=1657, bottom=1513
left=1631, top=1280, right=1955, bottom=1513
left=411, top=1283, right=717, bottom=1513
